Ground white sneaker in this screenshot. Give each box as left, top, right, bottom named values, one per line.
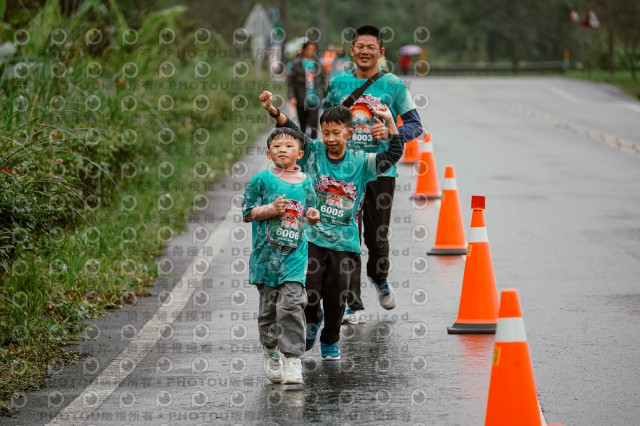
left=262, top=346, right=284, bottom=383
left=283, top=356, right=304, bottom=384
left=376, top=280, right=396, bottom=310
left=343, top=308, right=366, bottom=324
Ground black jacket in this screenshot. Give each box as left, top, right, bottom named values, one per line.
left=287, top=57, right=327, bottom=106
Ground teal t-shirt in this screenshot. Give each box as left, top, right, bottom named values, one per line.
left=242, top=169, right=316, bottom=287
left=322, top=71, right=415, bottom=177
left=297, top=137, right=378, bottom=254
left=302, top=59, right=319, bottom=107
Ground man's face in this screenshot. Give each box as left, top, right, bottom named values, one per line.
left=320, top=122, right=353, bottom=158
left=350, top=35, right=384, bottom=71
left=267, top=135, right=303, bottom=169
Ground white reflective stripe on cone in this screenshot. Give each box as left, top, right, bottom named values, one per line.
left=494, top=317, right=527, bottom=342
left=468, top=227, right=488, bottom=243
left=419, top=141, right=433, bottom=152
left=539, top=400, right=548, bottom=426
left=443, top=178, right=457, bottom=190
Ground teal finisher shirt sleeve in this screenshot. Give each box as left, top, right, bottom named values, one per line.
left=322, top=71, right=415, bottom=178
left=242, top=169, right=316, bottom=287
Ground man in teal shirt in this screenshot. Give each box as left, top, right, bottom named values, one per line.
left=323, top=25, right=424, bottom=324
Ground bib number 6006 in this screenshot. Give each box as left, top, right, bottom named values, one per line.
left=276, top=228, right=299, bottom=239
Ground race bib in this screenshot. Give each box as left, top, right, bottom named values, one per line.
left=317, top=191, right=354, bottom=225
left=315, top=175, right=357, bottom=225
left=346, top=95, right=382, bottom=151
left=349, top=103, right=378, bottom=150
left=266, top=200, right=304, bottom=252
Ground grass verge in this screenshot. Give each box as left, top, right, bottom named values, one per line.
left=0, top=2, right=282, bottom=412
left=565, top=69, right=640, bottom=99
left=0, top=96, right=275, bottom=413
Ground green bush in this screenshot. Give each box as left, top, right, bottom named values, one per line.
left=1, top=0, right=278, bottom=409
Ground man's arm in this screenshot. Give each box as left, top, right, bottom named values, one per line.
left=398, top=109, right=423, bottom=142
left=371, top=105, right=403, bottom=174
left=394, top=77, right=424, bottom=142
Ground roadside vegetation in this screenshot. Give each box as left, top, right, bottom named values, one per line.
left=566, top=69, right=640, bottom=99
left=0, top=0, right=274, bottom=412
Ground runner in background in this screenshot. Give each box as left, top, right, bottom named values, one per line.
left=287, top=42, right=327, bottom=139
left=329, top=45, right=348, bottom=79
left=322, top=43, right=337, bottom=72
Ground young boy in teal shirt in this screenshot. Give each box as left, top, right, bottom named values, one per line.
left=242, top=127, right=320, bottom=384
left=259, top=91, right=403, bottom=360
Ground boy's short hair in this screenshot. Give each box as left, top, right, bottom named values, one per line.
left=352, top=25, right=383, bottom=49
left=267, top=127, right=305, bottom=150
left=320, top=106, right=352, bottom=128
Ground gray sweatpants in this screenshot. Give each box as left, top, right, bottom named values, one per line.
left=256, top=281, right=307, bottom=357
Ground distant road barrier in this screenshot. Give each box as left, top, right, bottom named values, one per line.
left=424, top=61, right=566, bottom=76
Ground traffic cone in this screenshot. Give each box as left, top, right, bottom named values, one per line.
left=411, top=135, right=440, bottom=199
left=485, top=289, right=541, bottom=426
left=428, top=166, right=466, bottom=255
left=401, top=138, right=421, bottom=163
left=399, top=115, right=421, bottom=163
left=447, top=196, right=498, bottom=334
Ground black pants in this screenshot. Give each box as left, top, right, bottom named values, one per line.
left=296, top=105, right=319, bottom=139
left=347, top=177, right=396, bottom=311
left=304, top=242, right=356, bottom=345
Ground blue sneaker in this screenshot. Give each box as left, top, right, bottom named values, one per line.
left=320, top=342, right=340, bottom=361
left=376, top=280, right=396, bottom=310
left=305, top=310, right=323, bottom=351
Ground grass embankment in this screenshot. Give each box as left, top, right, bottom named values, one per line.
left=565, top=69, right=640, bottom=99
left=0, top=2, right=276, bottom=413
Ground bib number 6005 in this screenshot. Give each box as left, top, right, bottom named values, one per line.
left=320, top=205, right=344, bottom=217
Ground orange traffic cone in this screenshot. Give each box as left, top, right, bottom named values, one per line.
left=485, top=289, right=544, bottom=426
left=428, top=166, right=466, bottom=255
left=411, top=135, right=440, bottom=199
left=402, top=138, right=421, bottom=163
left=447, top=196, right=499, bottom=333
left=398, top=115, right=419, bottom=163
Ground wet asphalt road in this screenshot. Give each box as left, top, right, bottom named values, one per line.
left=4, top=77, right=640, bottom=426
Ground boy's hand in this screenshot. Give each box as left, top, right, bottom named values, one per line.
left=371, top=116, right=389, bottom=140
left=372, top=105, right=398, bottom=136
left=305, top=207, right=320, bottom=225
left=272, top=194, right=287, bottom=214
left=372, top=104, right=393, bottom=122
left=259, top=91, right=274, bottom=113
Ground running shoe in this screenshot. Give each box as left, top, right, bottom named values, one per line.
left=305, top=309, right=323, bottom=351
